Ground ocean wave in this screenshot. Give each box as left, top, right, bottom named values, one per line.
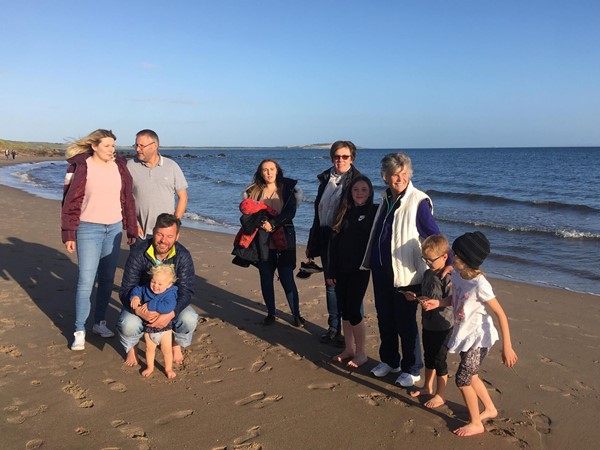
left=426, top=189, right=598, bottom=213
left=182, top=212, right=238, bottom=230
left=438, top=217, right=600, bottom=240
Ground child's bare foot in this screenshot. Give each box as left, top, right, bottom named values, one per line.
left=424, top=394, right=446, bottom=409
left=453, top=422, right=485, bottom=437
left=124, top=348, right=138, bottom=367
left=173, top=345, right=184, bottom=364
left=141, top=367, right=154, bottom=377
left=347, top=354, right=368, bottom=368
left=409, top=387, right=432, bottom=398
left=332, top=350, right=354, bottom=363
left=166, top=370, right=177, bottom=379
left=480, top=407, right=498, bottom=421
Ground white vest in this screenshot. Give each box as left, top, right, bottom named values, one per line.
left=362, top=181, right=432, bottom=287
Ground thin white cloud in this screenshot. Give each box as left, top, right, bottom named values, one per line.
left=140, top=62, right=159, bottom=70
left=130, top=97, right=196, bottom=105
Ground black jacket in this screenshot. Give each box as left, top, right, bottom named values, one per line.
left=232, top=177, right=300, bottom=267
left=119, top=240, right=195, bottom=316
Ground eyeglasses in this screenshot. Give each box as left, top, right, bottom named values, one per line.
left=132, top=142, right=156, bottom=150
left=422, top=255, right=444, bottom=265
left=333, top=154, right=352, bottom=160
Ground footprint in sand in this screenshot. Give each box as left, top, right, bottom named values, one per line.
left=539, top=355, right=564, bottom=367
left=75, top=427, right=90, bottom=436
left=358, top=393, right=391, bottom=407
left=253, top=394, right=283, bottom=409
left=25, top=439, right=44, bottom=449
left=63, top=381, right=94, bottom=408
left=235, top=392, right=266, bottom=406
left=111, top=419, right=148, bottom=441
left=103, top=378, right=128, bottom=393
left=403, top=418, right=415, bottom=434
left=6, top=405, right=48, bottom=424
left=0, top=344, right=22, bottom=357
left=204, top=379, right=223, bottom=384
left=155, top=409, right=194, bottom=425
left=308, top=382, right=338, bottom=390
left=233, top=425, right=260, bottom=445
left=539, top=384, right=562, bottom=393
left=250, top=360, right=266, bottom=373
left=489, top=425, right=528, bottom=446
left=69, top=359, right=85, bottom=369
left=524, top=410, right=552, bottom=434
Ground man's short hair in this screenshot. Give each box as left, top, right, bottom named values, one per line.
left=136, top=129, right=160, bottom=146
left=154, top=213, right=181, bottom=232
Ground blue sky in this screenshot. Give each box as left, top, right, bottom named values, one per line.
left=1, top=0, right=599, bottom=148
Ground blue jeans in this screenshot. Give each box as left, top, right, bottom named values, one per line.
left=319, top=229, right=340, bottom=333
left=371, top=265, right=423, bottom=375
left=258, top=250, right=299, bottom=317
left=74, top=221, right=122, bottom=332
left=117, top=305, right=198, bottom=352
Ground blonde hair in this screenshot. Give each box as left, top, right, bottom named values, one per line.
left=453, top=254, right=485, bottom=280
left=66, top=129, right=116, bottom=158
left=421, top=234, right=450, bottom=257
left=149, top=264, right=177, bottom=283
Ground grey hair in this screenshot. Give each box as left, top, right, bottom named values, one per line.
left=380, top=152, right=413, bottom=180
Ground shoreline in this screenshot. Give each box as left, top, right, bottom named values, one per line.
left=1, top=155, right=597, bottom=298
left=0, top=177, right=599, bottom=448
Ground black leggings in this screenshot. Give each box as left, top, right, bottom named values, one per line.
left=335, top=270, right=370, bottom=325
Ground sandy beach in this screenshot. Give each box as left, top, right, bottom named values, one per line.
left=1, top=157, right=599, bottom=449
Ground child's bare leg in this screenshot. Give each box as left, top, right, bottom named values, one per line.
left=333, top=320, right=355, bottom=362
left=124, top=345, right=139, bottom=367
left=424, top=374, right=448, bottom=408
left=454, top=384, right=485, bottom=436
left=142, top=333, right=157, bottom=377
left=410, top=368, right=435, bottom=398
left=161, top=331, right=176, bottom=379
left=471, top=375, right=497, bottom=421
left=348, top=321, right=368, bottom=368
left=172, top=343, right=184, bottom=364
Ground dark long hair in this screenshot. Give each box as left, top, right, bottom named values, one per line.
left=246, top=159, right=284, bottom=200
left=332, top=175, right=374, bottom=233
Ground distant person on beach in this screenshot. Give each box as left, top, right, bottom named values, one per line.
left=328, top=175, right=378, bottom=368
left=61, top=129, right=137, bottom=351
left=408, top=235, right=453, bottom=408
left=129, top=264, right=178, bottom=378
left=422, top=232, right=517, bottom=436
left=11, top=150, right=16, bottom=159
left=306, top=141, right=361, bottom=346
left=235, top=159, right=305, bottom=326
left=118, top=213, right=198, bottom=366
left=362, top=152, right=446, bottom=387
left=127, top=129, right=188, bottom=242
left=4, top=149, right=9, bottom=160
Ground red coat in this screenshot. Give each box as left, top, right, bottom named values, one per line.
left=61, top=153, right=137, bottom=243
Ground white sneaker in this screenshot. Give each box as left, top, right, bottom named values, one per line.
left=395, top=372, right=421, bottom=387
left=92, top=320, right=115, bottom=338
left=71, top=331, right=85, bottom=351
left=370, top=362, right=401, bottom=378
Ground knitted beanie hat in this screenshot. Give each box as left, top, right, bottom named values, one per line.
left=452, top=231, right=490, bottom=269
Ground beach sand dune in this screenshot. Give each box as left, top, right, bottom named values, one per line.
left=1, top=164, right=599, bottom=449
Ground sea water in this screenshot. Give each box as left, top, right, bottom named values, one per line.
left=1, top=147, right=598, bottom=295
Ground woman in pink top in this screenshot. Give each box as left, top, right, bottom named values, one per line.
left=61, top=129, right=137, bottom=351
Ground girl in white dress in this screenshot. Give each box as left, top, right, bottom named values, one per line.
left=422, top=231, right=517, bottom=437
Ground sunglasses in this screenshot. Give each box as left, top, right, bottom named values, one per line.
left=333, top=154, right=352, bottom=160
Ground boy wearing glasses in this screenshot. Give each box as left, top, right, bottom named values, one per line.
left=406, top=234, right=453, bottom=408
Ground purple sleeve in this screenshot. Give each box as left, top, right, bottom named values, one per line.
left=415, top=199, right=440, bottom=238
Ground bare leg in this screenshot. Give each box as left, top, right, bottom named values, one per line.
left=410, top=368, right=435, bottom=398
left=454, top=384, right=485, bottom=436
left=471, top=375, right=498, bottom=421
left=160, top=331, right=176, bottom=379
left=172, top=343, right=184, bottom=365
left=348, top=321, right=368, bottom=368
left=424, top=374, right=448, bottom=408
left=124, top=346, right=139, bottom=367
left=333, top=320, right=355, bottom=362
left=142, top=333, right=157, bottom=377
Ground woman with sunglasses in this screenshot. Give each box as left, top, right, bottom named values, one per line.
left=306, top=141, right=361, bottom=346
